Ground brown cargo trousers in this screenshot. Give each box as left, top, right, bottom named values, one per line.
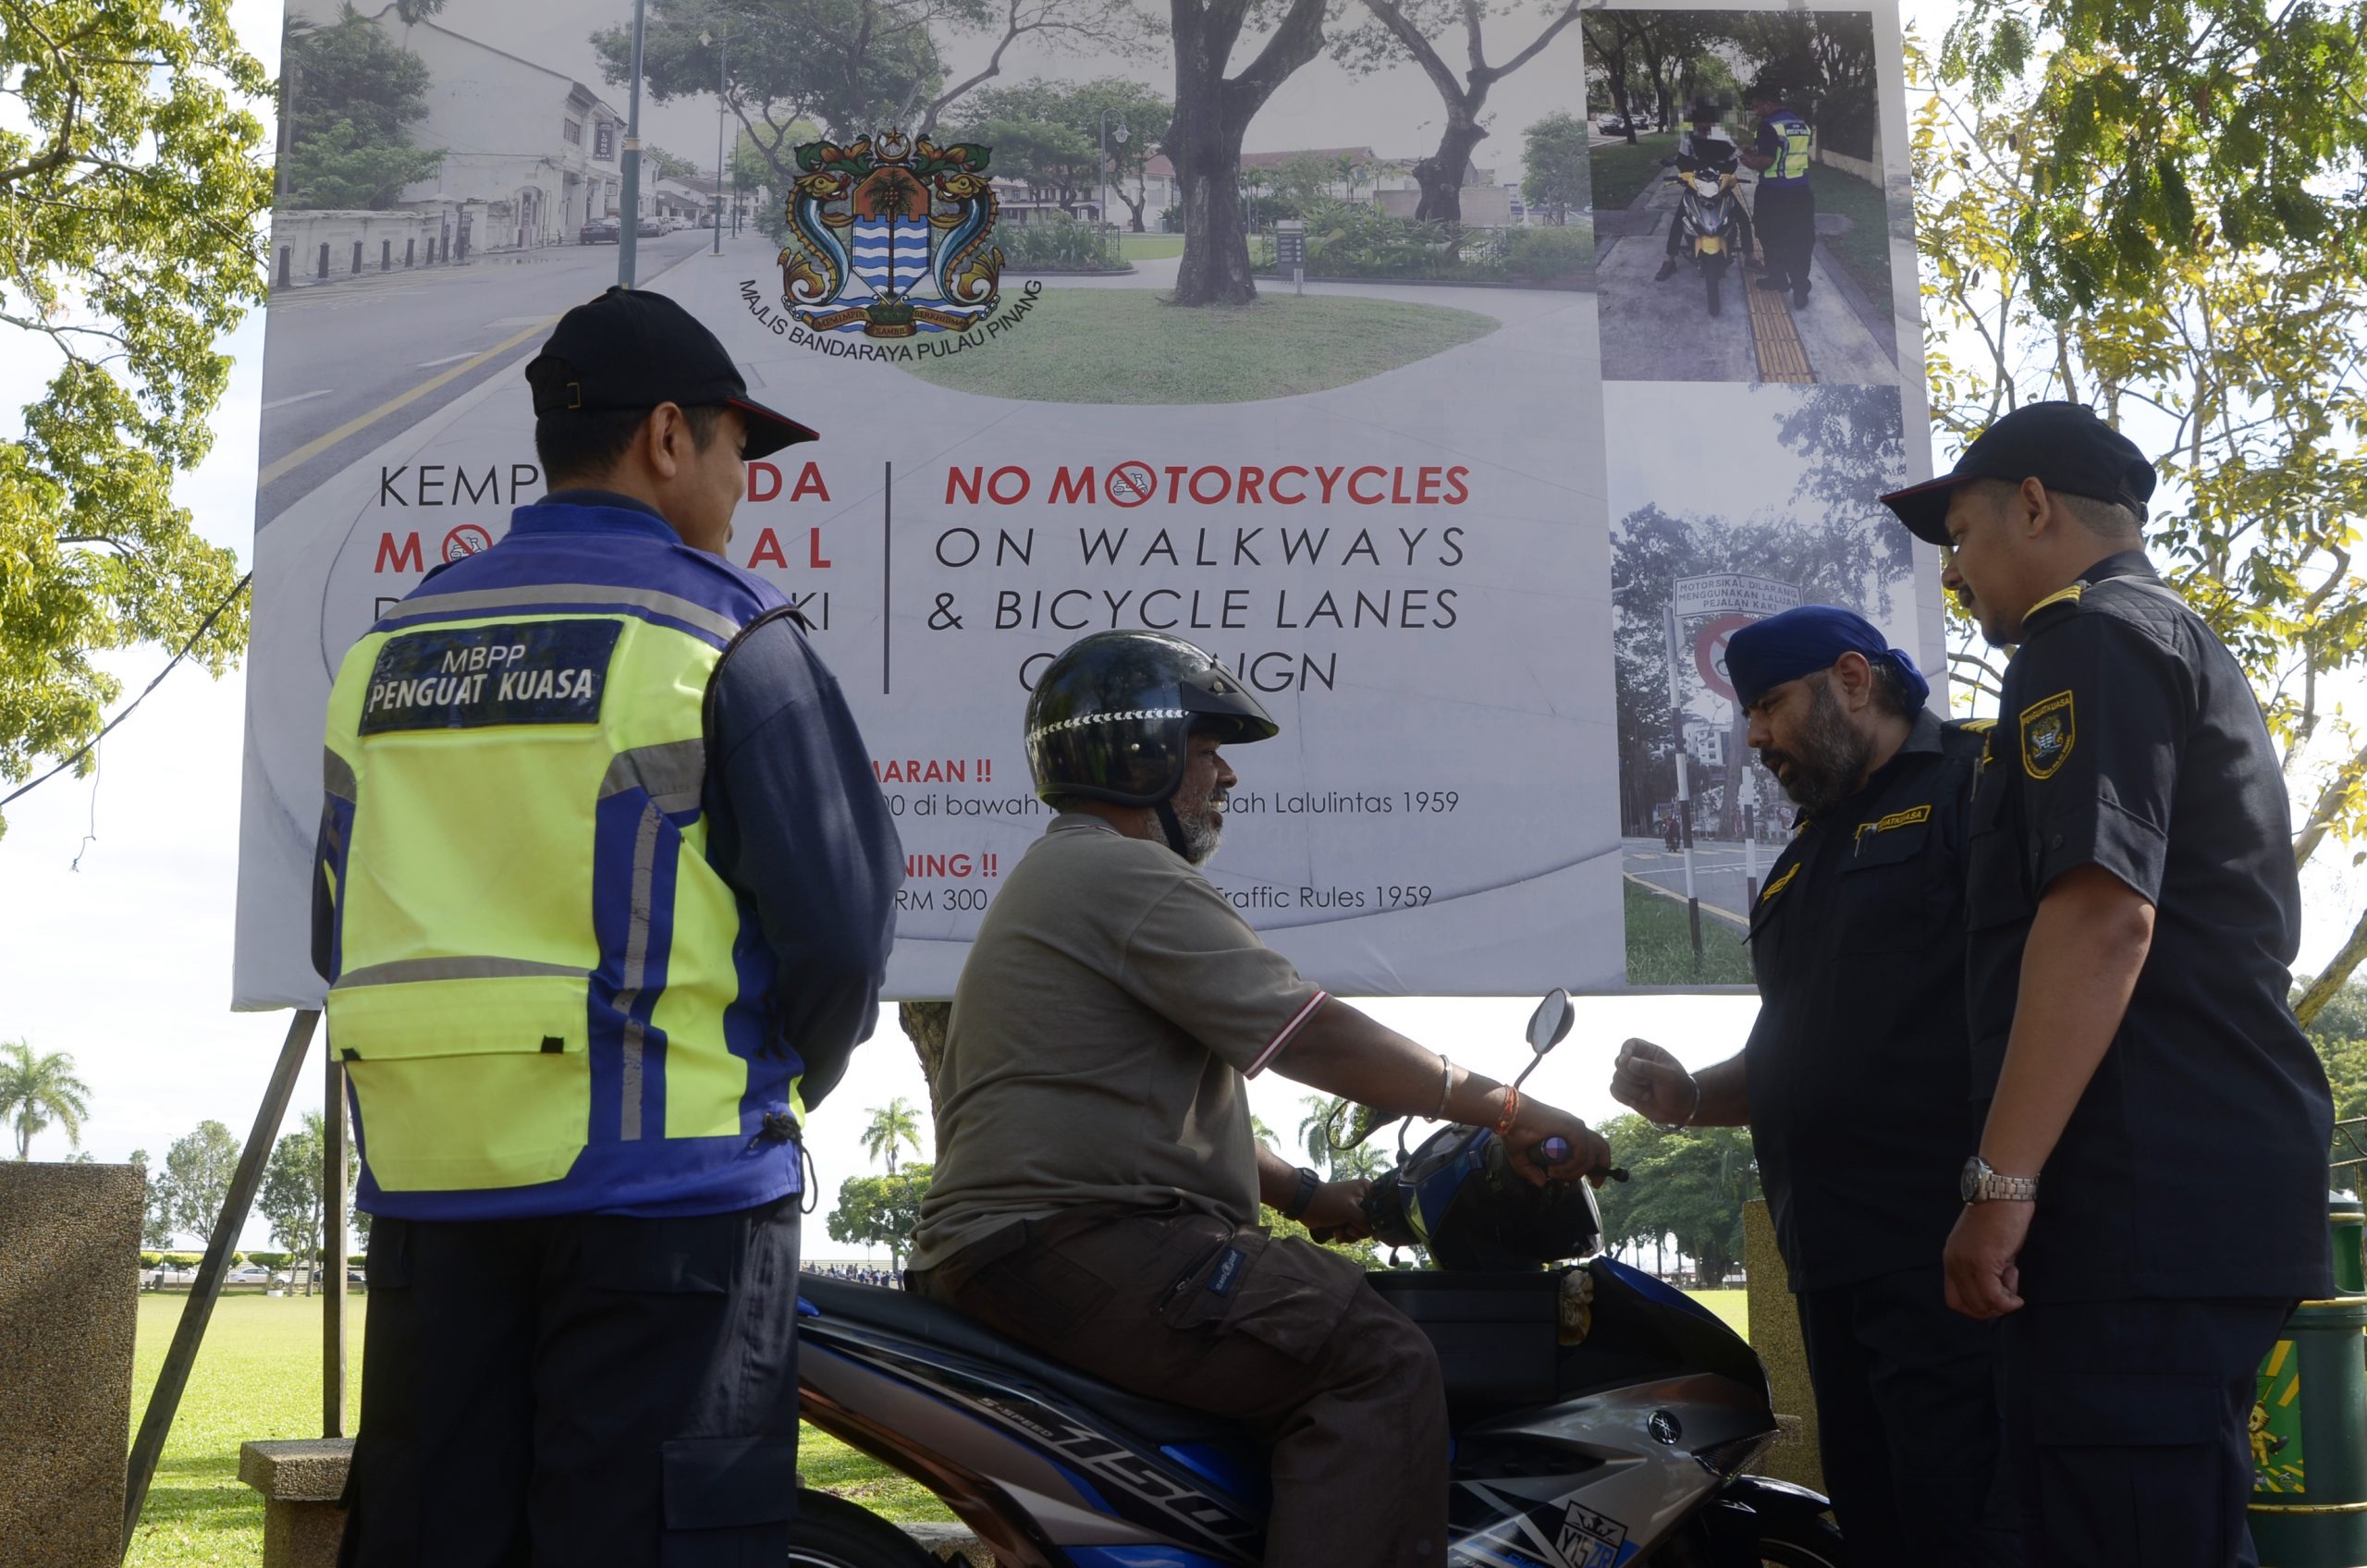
left=909, top=1204, right=1449, bottom=1567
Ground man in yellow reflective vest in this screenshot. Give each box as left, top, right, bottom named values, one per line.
left=1740, top=75, right=1819, bottom=309
left=312, top=286, right=902, bottom=1565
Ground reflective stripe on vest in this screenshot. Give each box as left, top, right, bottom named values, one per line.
left=1766, top=112, right=1813, bottom=183
left=322, top=544, right=800, bottom=1199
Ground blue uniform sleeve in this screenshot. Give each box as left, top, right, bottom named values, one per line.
left=2008, top=613, right=2191, bottom=903
left=704, top=614, right=903, bottom=1107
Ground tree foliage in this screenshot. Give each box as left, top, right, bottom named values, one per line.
left=160, top=1119, right=240, bottom=1243
left=0, top=0, right=267, bottom=826
left=1520, top=112, right=1588, bottom=225
left=279, top=4, right=442, bottom=208
left=259, top=1109, right=357, bottom=1292
left=860, top=1096, right=925, bottom=1174
left=1591, top=1113, right=1759, bottom=1283
left=1332, top=0, right=1582, bottom=224
left=1912, top=28, right=2367, bottom=1020
left=127, top=1147, right=177, bottom=1248
left=594, top=0, right=1147, bottom=202
left=828, top=1163, right=931, bottom=1265
left=0, top=1040, right=91, bottom=1159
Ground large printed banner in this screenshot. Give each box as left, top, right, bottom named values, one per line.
left=233, top=0, right=1940, bottom=1004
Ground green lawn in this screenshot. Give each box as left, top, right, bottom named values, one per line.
left=1690, top=1288, right=1748, bottom=1339
left=900, top=289, right=1497, bottom=404
left=1624, top=878, right=1756, bottom=986
left=1807, top=160, right=1895, bottom=311
left=1120, top=233, right=1185, bottom=261
left=124, top=1293, right=950, bottom=1566
left=128, top=1280, right=1756, bottom=1562
left=1589, top=130, right=1680, bottom=211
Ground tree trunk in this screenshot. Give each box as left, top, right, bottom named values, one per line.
left=901, top=1000, right=951, bottom=1121
left=1173, top=137, right=1259, bottom=303
left=1168, top=0, right=1328, bottom=307
left=1413, top=119, right=1488, bottom=224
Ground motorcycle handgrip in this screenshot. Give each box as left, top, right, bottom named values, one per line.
left=1528, top=1136, right=1629, bottom=1182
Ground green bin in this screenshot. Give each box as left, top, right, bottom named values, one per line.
left=2250, top=1205, right=2367, bottom=1567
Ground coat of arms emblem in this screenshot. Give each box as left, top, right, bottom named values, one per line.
left=779, top=130, right=1004, bottom=338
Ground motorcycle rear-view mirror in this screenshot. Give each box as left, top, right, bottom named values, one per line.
left=1324, top=1099, right=1390, bottom=1152
left=1525, top=987, right=1575, bottom=1057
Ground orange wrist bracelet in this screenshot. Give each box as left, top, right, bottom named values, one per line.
left=1493, top=1085, right=1520, bottom=1137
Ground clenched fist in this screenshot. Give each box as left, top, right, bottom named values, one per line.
left=1610, top=1038, right=1699, bottom=1127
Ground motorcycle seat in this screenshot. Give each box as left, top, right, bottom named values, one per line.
left=797, top=1277, right=1250, bottom=1449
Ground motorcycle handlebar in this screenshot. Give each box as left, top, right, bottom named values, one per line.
left=1529, top=1135, right=1629, bottom=1183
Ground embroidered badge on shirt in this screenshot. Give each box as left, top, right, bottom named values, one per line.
left=1854, top=803, right=1932, bottom=851
left=2019, top=690, right=2076, bottom=779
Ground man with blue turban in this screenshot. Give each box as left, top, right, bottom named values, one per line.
left=1612, top=605, right=2019, bottom=1568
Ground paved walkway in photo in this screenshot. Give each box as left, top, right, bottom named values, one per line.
left=1623, top=835, right=1788, bottom=923
left=1593, top=171, right=1895, bottom=385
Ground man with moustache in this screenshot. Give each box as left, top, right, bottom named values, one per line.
left=1880, top=401, right=2332, bottom=1567
left=1612, top=606, right=2017, bottom=1568
left=908, top=630, right=1613, bottom=1568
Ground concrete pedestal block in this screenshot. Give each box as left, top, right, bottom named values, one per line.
left=1742, top=1198, right=1824, bottom=1496
left=0, top=1162, right=143, bottom=1567
left=239, top=1439, right=350, bottom=1568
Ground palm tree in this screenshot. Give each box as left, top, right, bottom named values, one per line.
left=0, top=1041, right=92, bottom=1160
left=860, top=1097, right=923, bottom=1175
left=1296, top=1094, right=1349, bottom=1175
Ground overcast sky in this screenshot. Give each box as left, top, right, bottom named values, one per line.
left=2, top=0, right=2354, bottom=1256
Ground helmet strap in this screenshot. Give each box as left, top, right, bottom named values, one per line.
left=1154, top=800, right=1192, bottom=859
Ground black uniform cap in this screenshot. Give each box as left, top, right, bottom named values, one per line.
left=1880, top=400, right=2154, bottom=546
left=523, top=287, right=818, bottom=460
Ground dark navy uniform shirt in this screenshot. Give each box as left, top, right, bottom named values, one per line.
left=1745, top=708, right=1989, bottom=1292
left=1965, top=550, right=2333, bottom=1302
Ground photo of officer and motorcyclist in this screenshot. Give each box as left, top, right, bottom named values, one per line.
left=1586, top=10, right=1903, bottom=385
left=1608, top=382, right=1918, bottom=982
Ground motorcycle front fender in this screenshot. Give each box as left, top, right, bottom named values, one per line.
left=1695, top=235, right=1725, bottom=255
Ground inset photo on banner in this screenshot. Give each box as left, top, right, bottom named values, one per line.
left=1604, top=381, right=1922, bottom=986
left=1584, top=9, right=1904, bottom=386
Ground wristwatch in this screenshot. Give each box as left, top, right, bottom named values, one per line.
left=1960, top=1155, right=2039, bottom=1204
left=1282, top=1166, right=1322, bottom=1219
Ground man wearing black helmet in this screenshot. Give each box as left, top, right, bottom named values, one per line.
left=1880, top=401, right=2333, bottom=1568
left=907, top=631, right=1612, bottom=1568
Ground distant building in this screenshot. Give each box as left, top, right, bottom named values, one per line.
left=351, top=3, right=630, bottom=249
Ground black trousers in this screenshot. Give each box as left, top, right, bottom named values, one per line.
left=339, top=1194, right=803, bottom=1568
left=1797, top=1267, right=2021, bottom=1568
left=1997, top=1296, right=2291, bottom=1568
left=1753, top=182, right=1816, bottom=290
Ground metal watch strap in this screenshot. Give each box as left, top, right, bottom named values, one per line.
left=1282, top=1165, right=1321, bottom=1219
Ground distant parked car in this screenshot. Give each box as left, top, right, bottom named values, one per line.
left=145, top=1265, right=197, bottom=1288
left=227, top=1264, right=272, bottom=1285
left=1595, top=113, right=1631, bottom=134
left=636, top=215, right=662, bottom=238
left=580, top=217, right=621, bottom=244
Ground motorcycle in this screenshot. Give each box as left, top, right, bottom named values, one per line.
left=1661, top=141, right=1753, bottom=317
left=782, top=990, right=1840, bottom=1567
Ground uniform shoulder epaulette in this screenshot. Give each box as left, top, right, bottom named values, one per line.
left=2021, top=582, right=2085, bottom=635
left=1942, top=717, right=1995, bottom=763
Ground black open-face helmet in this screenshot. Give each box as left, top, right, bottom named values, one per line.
left=1025, top=631, right=1280, bottom=810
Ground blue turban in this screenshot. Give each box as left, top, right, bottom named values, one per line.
left=1723, top=606, right=1931, bottom=712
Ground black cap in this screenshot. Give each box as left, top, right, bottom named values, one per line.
left=523, top=287, right=817, bottom=459
left=1879, top=400, right=2155, bottom=545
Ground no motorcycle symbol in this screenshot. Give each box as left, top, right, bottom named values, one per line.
left=1107, top=460, right=1158, bottom=508
left=1695, top=613, right=1753, bottom=702
left=442, top=523, right=495, bottom=562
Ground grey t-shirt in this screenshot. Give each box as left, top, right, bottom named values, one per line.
left=908, top=815, right=1328, bottom=1271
